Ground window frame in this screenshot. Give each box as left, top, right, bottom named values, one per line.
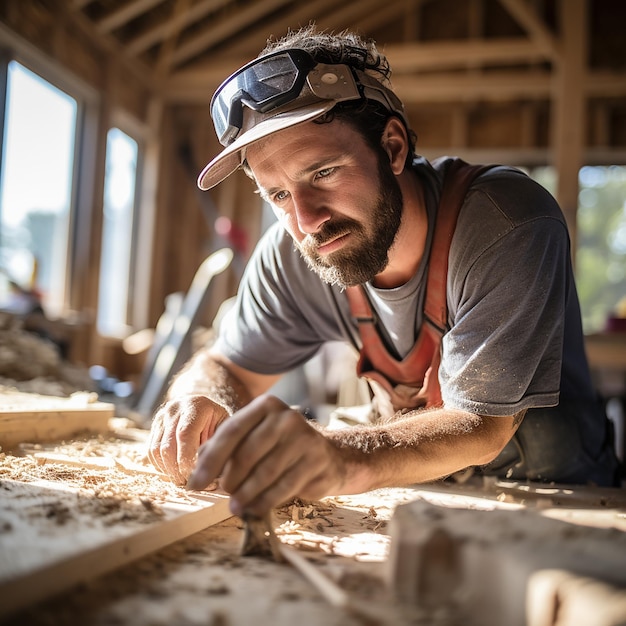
left=0, top=27, right=98, bottom=318
left=0, top=26, right=151, bottom=337
left=98, top=112, right=147, bottom=337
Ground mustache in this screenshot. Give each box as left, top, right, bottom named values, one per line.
left=303, top=219, right=358, bottom=248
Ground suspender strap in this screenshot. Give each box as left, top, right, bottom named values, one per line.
left=346, top=158, right=496, bottom=412
left=424, top=159, right=496, bottom=330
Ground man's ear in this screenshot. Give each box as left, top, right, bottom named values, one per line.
left=381, top=117, right=409, bottom=175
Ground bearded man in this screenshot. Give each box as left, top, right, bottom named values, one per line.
left=148, top=26, right=619, bottom=517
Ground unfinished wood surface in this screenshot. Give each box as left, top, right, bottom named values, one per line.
left=386, top=497, right=626, bottom=626
left=0, top=390, right=114, bottom=450
left=1, top=472, right=625, bottom=626
left=1, top=419, right=625, bottom=626
left=0, top=434, right=231, bottom=620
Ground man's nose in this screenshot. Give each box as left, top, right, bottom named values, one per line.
left=292, top=188, right=330, bottom=234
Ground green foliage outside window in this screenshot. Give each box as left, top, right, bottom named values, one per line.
left=530, top=166, right=626, bottom=334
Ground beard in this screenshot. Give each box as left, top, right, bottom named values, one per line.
left=296, top=154, right=404, bottom=288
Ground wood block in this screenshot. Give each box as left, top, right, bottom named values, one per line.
left=386, top=499, right=626, bottom=626
left=0, top=391, right=114, bottom=450
left=527, top=570, right=626, bottom=626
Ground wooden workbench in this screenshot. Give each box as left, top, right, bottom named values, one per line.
left=1, top=399, right=625, bottom=626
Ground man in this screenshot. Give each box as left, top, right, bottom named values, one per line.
left=148, top=27, right=619, bottom=517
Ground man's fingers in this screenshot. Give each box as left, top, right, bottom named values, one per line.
left=233, top=460, right=329, bottom=518
left=147, top=415, right=166, bottom=473
left=186, top=396, right=271, bottom=490
left=219, top=409, right=304, bottom=494
left=147, top=395, right=228, bottom=485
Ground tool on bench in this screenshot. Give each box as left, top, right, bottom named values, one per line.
left=241, top=513, right=352, bottom=610
left=240, top=512, right=419, bottom=623
left=240, top=514, right=284, bottom=561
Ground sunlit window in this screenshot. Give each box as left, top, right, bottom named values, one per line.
left=97, top=127, right=139, bottom=336
left=0, top=61, right=77, bottom=317
left=577, top=166, right=626, bottom=332
left=526, top=165, right=626, bottom=334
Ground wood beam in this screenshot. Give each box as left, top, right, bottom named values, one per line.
left=96, top=0, right=168, bottom=34
left=126, top=0, right=232, bottom=56
left=402, top=0, right=421, bottom=41
left=154, top=0, right=193, bottom=77
left=551, top=0, right=587, bottom=244
left=497, top=0, right=560, bottom=61
left=310, top=0, right=397, bottom=35
left=133, top=100, right=162, bottom=330
left=166, top=0, right=295, bottom=69
left=215, top=0, right=347, bottom=59
left=394, top=72, right=554, bottom=101
left=56, top=0, right=156, bottom=91
left=353, top=0, right=415, bottom=44
left=385, top=39, right=552, bottom=73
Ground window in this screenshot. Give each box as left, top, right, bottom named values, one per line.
left=0, top=61, right=77, bottom=317
left=97, top=127, right=140, bottom=336
left=577, top=166, right=626, bottom=332
left=526, top=165, right=626, bottom=334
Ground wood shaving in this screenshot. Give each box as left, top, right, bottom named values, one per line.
left=0, top=433, right=201, bottom=528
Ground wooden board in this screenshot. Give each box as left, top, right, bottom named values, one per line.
left=386, top=497, right=626, bottom=626
left=2, top=477, right=626, bottom=626
left=0, top=390, right=114, bottom=450
left=0, top=435, right=232, bottom=619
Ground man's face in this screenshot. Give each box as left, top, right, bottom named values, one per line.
left=246, top=119, right=403, bottom=287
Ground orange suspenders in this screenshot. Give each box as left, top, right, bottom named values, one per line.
left=346, top=158, right=495, bottom=416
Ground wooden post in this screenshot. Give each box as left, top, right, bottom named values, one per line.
left=551, top=0, right=587, bottom=254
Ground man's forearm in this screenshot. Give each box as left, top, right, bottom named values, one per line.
left=321, top=407, right=520, bottom=493
left=165, top=346, right=252, bottom=415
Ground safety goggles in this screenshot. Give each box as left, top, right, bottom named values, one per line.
left=210, top=48, right=406, bottom=147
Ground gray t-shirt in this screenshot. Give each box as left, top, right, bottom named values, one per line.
left=214, top=156, right=595, bottom=417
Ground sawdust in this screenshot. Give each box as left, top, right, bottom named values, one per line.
left=0, top=433, right=204, bottom=528
left=0, top=313, right=93, bottom=396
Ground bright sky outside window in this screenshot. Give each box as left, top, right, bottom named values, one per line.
left=97, top=127, right=138, bottom=336
left=529, top=165, right=626, bottom=333
left=0, top=61, right=77, bottom=316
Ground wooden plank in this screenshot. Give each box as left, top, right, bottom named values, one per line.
left=0, top=459, right=231, bottom=619
left=386, top=498, right=626, bottom=625
left=0, top=391, right=115, bottom=450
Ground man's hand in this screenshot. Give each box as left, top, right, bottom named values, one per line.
left=186, top=394, right=347, bottom=517
left=148, top=395, right=229, bottom=485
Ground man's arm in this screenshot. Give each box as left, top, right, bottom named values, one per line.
left=187, top=396, right=524, bottom=516
left=322, top=407, right=524, bottom=492
left=147, top=345, right=281, bottom=484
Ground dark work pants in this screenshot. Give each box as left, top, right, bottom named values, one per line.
left=479, top=399, right=621, bottom=487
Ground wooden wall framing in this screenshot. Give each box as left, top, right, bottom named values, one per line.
left=0, top=0, right=625, bottom=374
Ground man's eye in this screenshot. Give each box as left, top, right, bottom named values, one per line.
left=273, top=190, right=289, bottom=202
left=316, top=167, right=334, bottom=179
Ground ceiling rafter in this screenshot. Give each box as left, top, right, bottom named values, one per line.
left=386, top=38, right=551, bottom=73
left=306, top=0, right=395, bottom=36
left=166, top=0, right=295, bottom=69
left=173, top=0, right=422, bottom=88
left=57, top=0, right=156, bottom=90
left=215, top=0, right=345, bottom=58
left=96, top=0, right=168, bottom=34
left=154, top=0, right=193, bottom=76
left=497, top=0, right=560, bottom=62
left=126, top=0, right=233, bottom=56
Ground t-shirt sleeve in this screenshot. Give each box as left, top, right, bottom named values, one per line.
left=440, top=181, right=568, bottom=416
